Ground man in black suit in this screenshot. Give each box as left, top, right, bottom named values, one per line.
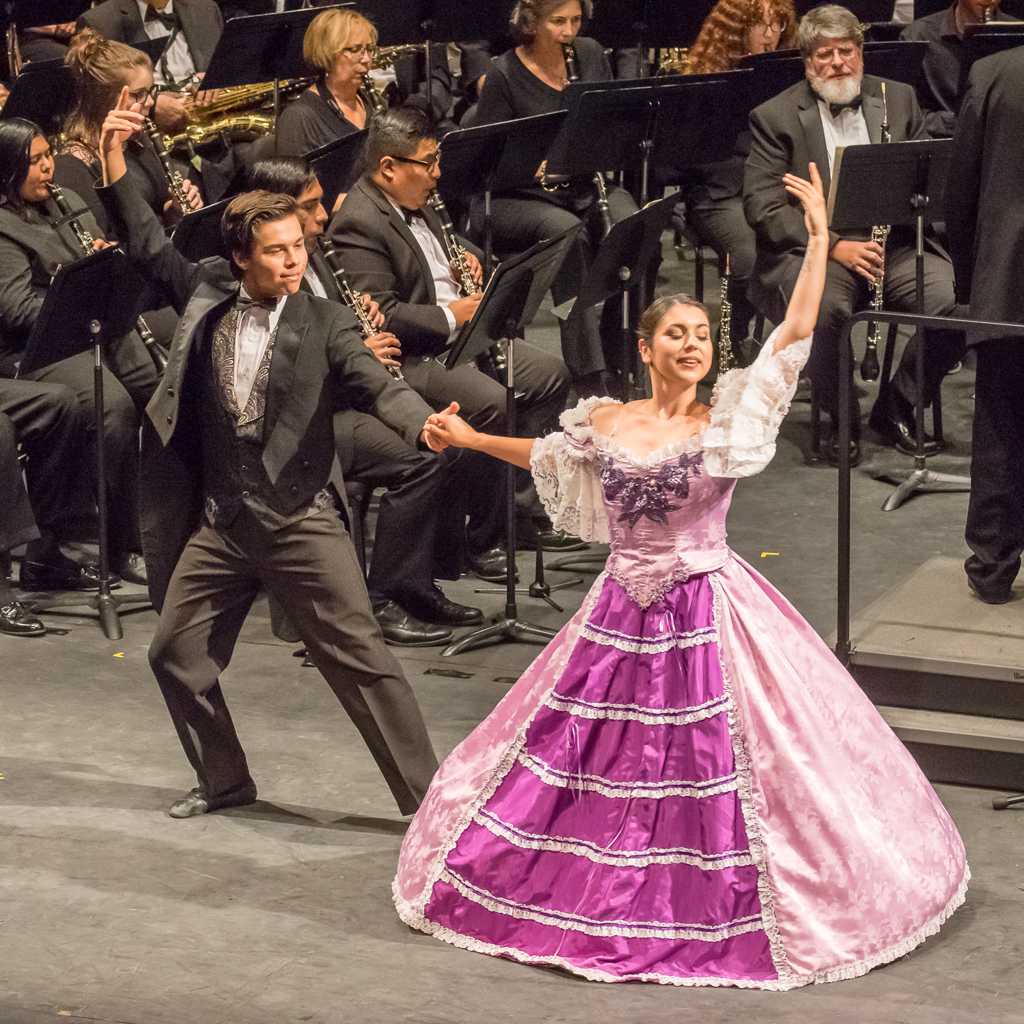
left=329, top=108, right=576, bottom=577
left=744, top=4, right=964, bottom=464
left=247, top=156, right=484, bottom=638
left=79, top=0, right=223, bottom=134
left=97, top=95, right=439, bottom=818
left=946, top=47, right=1024, bottom=603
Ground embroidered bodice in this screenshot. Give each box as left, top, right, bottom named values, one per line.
left=531, top=327, right=810, bottom=606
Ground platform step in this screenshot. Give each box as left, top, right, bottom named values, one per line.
left=879, top=706, right=1024, bottom=790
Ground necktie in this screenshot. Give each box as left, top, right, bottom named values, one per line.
left=828, top=96, right=862, bottom=119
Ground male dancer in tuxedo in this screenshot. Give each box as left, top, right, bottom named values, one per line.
left=744, top=4, right=963, bottom=465
left=329, top=107, right=578, bottom=580
left=946, top=47, right=1024, bottom=603
left=247, top=156, right=483, bottom=639
left=97, top=91, right=438, bottom=818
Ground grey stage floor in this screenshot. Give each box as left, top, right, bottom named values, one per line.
left=2, top=250, right=1022, bottom=1023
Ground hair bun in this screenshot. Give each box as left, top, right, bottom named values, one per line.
left=65, top=27, right=109, bottom=76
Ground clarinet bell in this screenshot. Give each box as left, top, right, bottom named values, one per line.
left=860, top=343, right=880, bottom=382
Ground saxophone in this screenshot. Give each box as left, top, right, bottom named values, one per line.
left=718, top=253, right=733, bottom=373
left=862, top=81, right=890, bottom=382
left=144, top=119, right=197, bottom=214
left=316, top=235, right=403, bottom=380
left=562, top=42, right=613, bottom=238
left=427, top=191, right=478, bottom=296
left=46, top=182, right=168, bottom=374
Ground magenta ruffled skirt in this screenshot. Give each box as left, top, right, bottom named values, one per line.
left=394, top=559, right=968, bottom=989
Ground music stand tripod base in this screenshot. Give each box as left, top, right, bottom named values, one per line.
left=23, top=588, right=152, bottom=642
left=880, top=463, right=970, bottom=512
left=992, top=793, right=1024, bottom=810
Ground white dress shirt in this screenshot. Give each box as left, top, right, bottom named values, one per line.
left=816, top=99, right=872, bottom=178
left=233, top=287, right=285, bottom=411
left=303, top=264, right=328, bottom=299
left=137, top=0, right=197, bottom=86
left=387, top=198, right=460, bottom=335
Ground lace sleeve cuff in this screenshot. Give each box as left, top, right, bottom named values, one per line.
left=703, top=327, right=812, bottom=479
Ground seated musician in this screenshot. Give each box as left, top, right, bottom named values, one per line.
left=0, top=377, right=94, bottom=628
left=247, top=156, right=484, bottom=643
left=744, top=4, right=964, bottom=465
left=0, top=117, right=157, bottom=584
left=329, top=107, right=579, bottom=578
left=77, top=0, right=224, bottom=135
left=275, top=8, right=381, bottom=165
left=468, top=0, right=638, bottom=396
left=56, top=30, right=203, bottom=237
left=901, top=0, right=1009, bottom=138
left=675, top=0, right=796, bottom=359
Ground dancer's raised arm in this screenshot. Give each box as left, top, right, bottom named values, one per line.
left=424, top=401, right=535, bottom=468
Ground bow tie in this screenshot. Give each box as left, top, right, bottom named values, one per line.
left=828, top=96, right=862, bottom=118
left=144, top=7, right=177, bottom=30
left=236, top=293, right=277, bottom=314
left=402, top=208, right=424, bottom=226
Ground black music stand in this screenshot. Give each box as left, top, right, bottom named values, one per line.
left=2, top=59, right=75, bottom=134
left=172, top=197, right=230, bottom=260
left=18, top=249, right=153, bottom=639
left=438, top=111, right=566, bottom=278
left=5, top=0, right=87, bottom=28
left=830, top=139, right=969, bottom=511
left=440, top=224, right=584, bottom=658
left=589, top=0, right=714, bottom=77
left=958, top=24, right=1024, bottom=101
left=305, top=129, right=368, bottom=215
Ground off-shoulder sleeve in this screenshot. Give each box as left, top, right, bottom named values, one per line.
left=702, top=325, right=812, bottom=478
left=529, top=396, right=617, bottom=543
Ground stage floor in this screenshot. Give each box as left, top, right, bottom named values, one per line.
left=3, top=252, right=1021, bottom=1024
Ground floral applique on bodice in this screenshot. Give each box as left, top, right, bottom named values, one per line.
left=530, top=327, right=812, bottom=607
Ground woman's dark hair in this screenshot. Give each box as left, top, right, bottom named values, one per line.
left=509, top=0, right=594, bottom=45
left=637, top=293, right=711, bottom=343
left=221, top=190, right=301, bottom=279
left=0, top=118, right=45, bottom=208
left=247, top=157, right=319, bottom=199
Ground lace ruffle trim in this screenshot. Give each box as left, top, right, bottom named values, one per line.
left=579, top=622, right=718, bottom=655
left=473, top=807, right=754, bottom=870
left=545, top=691, right=729, bottom=726
left=606, top=560, right=729, bottom=609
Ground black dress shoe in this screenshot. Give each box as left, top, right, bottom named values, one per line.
left=825, top=437, right=862, bottom=468
left=397, top=585, right=484, bottom=627
left=518, top=524, right=589, bottom=552
left=0, top=600, right=46, bottom=637
left=113, top=552, right=148, bottom=586
left=467, top=546, right=517, bottom=584
left=869, top=399, right=943, bottom=457
left=967, top=578, right=1013, bottom=605
left=373, top=600, right=452, bottom=647
left=19, top=559, right=121, bottom=592
left=168, top=782, right=258, bottom=819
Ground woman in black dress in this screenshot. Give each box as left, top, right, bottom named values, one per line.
left=471, top=0, right=637, bottom=394
left=275, top=7, right=380, bottom=181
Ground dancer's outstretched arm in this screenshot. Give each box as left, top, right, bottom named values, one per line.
left=772, top=162, right=829, bottom=353
left=424, top=402, right=534, bottom=468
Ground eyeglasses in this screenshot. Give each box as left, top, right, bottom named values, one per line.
left=393, top=152, right=441, bottom=170
left=755, top=19, right=788, bottom=33
left=339, top=43, right=377, bottom=58
left=127, top=84, right=158, bottom=105
left=810, top=43, right=860, bottom=64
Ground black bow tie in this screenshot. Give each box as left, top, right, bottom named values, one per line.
left=236, top=293, right=277, bottom=314
left=828, top=96, right=862, bottom=118
left=402, top=209, right=421, bottom=226
left=144, top=7, right=177, bottom=30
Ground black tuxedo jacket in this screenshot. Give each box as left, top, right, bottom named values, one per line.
left=743, top=75, right=927, bottom=312
left=945, top=48, right=1024, bottom=336
left=98, top=173, right=434, bottom=609
left=327, top=176, right=482, bottom=361
left=79, top=0, right=223, bottom=73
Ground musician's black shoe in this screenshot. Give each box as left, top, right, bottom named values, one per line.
left=517, top=522, right=589, bottom=552
left=168, top=782, right=258, bottom=819
left=19, top=559, right=121, bottom=592
left=0, top=600, right=46, bottom=637
left=467, top=546, right=517, bottom=584
left=868, top=396, right=944, bottom=457
left=397, top=586, right=484, bottom=627
left=826, top=437, right=862, bottom=468
left=373, top=600, right=452, bottom=647
left=113, top=552, right=148, bottom=587
left=967, top=578, right=1013, bottom=605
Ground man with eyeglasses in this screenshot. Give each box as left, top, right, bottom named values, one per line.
left=328, top=107, right=576, bottom=582
left=744, top=4, right=964, bottom=465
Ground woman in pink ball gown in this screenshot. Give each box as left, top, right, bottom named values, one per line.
left=395, top=164, right=968, bottom=989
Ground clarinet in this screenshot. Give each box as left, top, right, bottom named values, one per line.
left=316, top=235, right=403, bottom=380
left=46, top=182, right=168, bottom=374
left=562, top=42, right=613, bottom=239
left=862, top=82, right=891, bottom=383
left=718, top=253, right=733, bottom=373
left=143, top=119, right=196, bottom=214
left=427, top=191, right=478, bottom=297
